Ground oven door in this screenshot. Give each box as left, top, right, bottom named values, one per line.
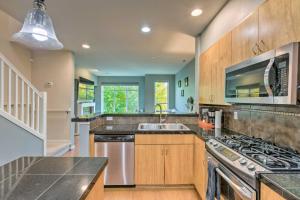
left=216, top=166, right=256, bottom=200
left=208, top=153, right=256, bottom=200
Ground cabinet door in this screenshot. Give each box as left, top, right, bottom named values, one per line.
left=164, top=145, right=194, bottom=185
left=261, top=183, right=286, bottom=200
left=135, top=145, right=165, bottom=185
left=291, top=0, right=300, bottom=41
left=194, top=137, right=207, bottom=200
left=232, top=10, right=259, bottom=65
left=199, top=51, right=212, bottom=104
left=214, top=33, right=232, bottom=105
left=259, top=0, right=295, bottom=53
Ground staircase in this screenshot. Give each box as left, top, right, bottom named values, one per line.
left=0, top=53, right=47, bottom=155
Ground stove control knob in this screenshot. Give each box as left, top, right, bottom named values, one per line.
left=239, top=158, right=247, bottom=165
left=213, top=142, right=218, bottom=147
left=247, top=164, right=256, bottom=171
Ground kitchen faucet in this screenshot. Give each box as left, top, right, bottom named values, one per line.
left=154, top=103, right=167, bottom=123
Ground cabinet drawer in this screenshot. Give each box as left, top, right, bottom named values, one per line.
left=135, top=134, right=194, bottom=145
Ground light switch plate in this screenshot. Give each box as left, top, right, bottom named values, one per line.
left=106, top=117, right=113, bottom=121
left=234, top=111, right=238, bottom=120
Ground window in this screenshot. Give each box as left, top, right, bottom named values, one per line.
left=154, top=82, right=169, bottom=111
left=78, top=83, right=95, bottom=101
left=101, top=85, right=139, bottom=113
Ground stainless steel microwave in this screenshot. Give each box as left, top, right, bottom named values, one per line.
left=225, top=42, right=300, bottom=104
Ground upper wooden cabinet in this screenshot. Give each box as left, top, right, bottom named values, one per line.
left=232, top=10, right=259, bottom=65
left=291, top=0, right=300, bottom=41
left=258, top=0, right=295, bottom=53
left=199, top=33, right=231, bottom=105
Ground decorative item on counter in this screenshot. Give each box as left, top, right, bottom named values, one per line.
left=178, top=80, right=181, bottom=88
left=184, top=77, right=189, bottom=87
left=186, top=96, right=194, bottom=112
left=181, top=90, right=184, bottom=96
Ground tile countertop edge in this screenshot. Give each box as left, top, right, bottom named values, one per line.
left=71, top=112, right=199, bottom=122
left=259, top=173, right=300, bottom=200
left=79, top=158, right=108, bottom=200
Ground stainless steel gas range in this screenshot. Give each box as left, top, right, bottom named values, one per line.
left=206, top=135, right=300, bottom=200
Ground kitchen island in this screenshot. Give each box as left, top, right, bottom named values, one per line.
left=0, top=157, right=108, bottom=200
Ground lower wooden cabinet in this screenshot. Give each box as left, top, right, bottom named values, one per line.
left=164, top=145, right=194, bottom=184
left=85, top=172, right=104, bottom=200
left=194, top=137, right=207, bottom=200
left=135, top=134, right=194, bottom=185
left=260, top=183, right=286, bottom=200
left=135, top=145, right=165, bottom=185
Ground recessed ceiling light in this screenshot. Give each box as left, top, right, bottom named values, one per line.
left=82, top=44, right=91, bottom=49
left=141, top=26, right=151, bottom=33
left=191, top=9, right=203, bottom=17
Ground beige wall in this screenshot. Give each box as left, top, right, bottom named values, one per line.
left=31, top=51, right=75, bottom=141
left=75, top=67, right=98, bottom=85
left=0, top=9, right=32, bottom=80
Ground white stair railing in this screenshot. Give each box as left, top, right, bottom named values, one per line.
left=0, top=53, right=47, bottom=155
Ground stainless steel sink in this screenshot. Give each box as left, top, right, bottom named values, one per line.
left=138, top=123, right=190, bottom=131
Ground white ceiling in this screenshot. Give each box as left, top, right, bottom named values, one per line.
left=0, top=0, right=227, bottom=76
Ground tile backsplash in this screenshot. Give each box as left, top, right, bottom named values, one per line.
left=200, top=104, right=300, bottom=153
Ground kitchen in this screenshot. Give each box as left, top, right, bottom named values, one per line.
left=1, top=0, right=300, bottom=200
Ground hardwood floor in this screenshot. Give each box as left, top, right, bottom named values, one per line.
left=104, top=187, right=200, bottom=200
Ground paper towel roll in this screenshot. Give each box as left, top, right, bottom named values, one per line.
left=215, top=110, right=222, bottom=129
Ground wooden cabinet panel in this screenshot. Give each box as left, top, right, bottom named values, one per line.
left=164, top=145, right=194, bottom=185
left=199, top=51, right=212, bottom=104
left=291, top=0, right=300, bottom=41
left=135, top=145, right=165, bottom=185
left=214, top=33, right=232, bottom=105
left=194, top=137, right=207, bottom=200
left=135, top=134, right=194, bottom=145
left=85, top=172, right=104, bottom=200
left=232, top=11, right=259, bottom=65
left=259, top=0, right=295, bottom=53
left=260, top=183, right=286, bottom=200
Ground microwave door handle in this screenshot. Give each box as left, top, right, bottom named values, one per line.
left=264, top=58, right=275, bottom=97
left=216, top=168, right=255, bottom=200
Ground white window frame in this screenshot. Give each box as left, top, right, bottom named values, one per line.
left=154, top=81, right=169, bottom=111
left=101, top=85, right=139, bottom=113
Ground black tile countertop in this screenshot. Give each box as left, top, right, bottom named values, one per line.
left=259, top=173, right=300, bottom=200
left=0, top=157, right=108, bottom=200
left=90, top=123, right=236, bottom=141
left=71, top=112, right=198, bottom=122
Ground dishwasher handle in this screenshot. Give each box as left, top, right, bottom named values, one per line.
left=94, top=134, right=135, bottom=142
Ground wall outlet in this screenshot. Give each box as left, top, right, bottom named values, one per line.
left=234, top=111, right=238, bottom=120
left=106, top=117, right=113, bottom=121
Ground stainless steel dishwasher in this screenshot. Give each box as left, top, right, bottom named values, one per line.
left=94, top=134, right=134, bottom=186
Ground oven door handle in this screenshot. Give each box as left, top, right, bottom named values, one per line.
left=216, top=168, right=256, bottom=200
left=264, top=58, right=275, bottom=97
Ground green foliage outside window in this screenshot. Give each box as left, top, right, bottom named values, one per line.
left=78, top=83, right=95, bottom=101
left=155, top=82, right=168, bottom=111
left=102, top=85, right=139, bottom=113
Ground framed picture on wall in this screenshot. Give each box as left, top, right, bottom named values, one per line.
left=178, top=80, right=181, bottom=88
left=184, top=77, right=189, bottom=87
left=181, top=90, right=184, bottom=97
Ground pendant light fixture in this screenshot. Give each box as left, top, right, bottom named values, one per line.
left=12, top=0, right=63, bottom=50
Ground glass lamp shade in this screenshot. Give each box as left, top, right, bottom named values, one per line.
left=12, top=5, right=63, bottom=50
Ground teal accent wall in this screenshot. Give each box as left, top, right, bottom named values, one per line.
left=144, top=74, right=175, bottom=112
left=175, top=59, right=195, bottom=112
left=96, top=76, right=145, bottom=112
